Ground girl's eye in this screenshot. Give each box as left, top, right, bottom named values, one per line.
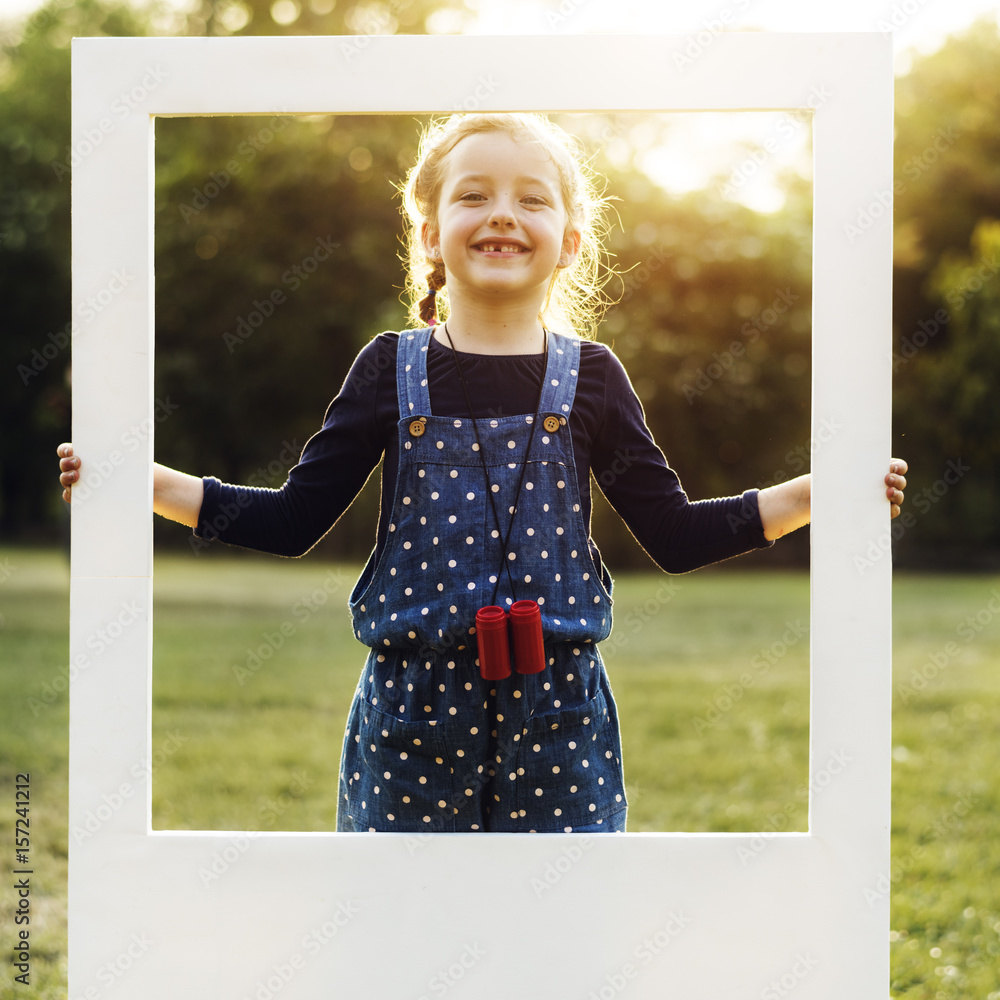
left=460, top=192, right=485, bottom=202
left=522, top=195, right=546, bottom=206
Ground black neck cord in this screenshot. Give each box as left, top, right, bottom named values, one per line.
left=442, top=324, right=547, bottom=608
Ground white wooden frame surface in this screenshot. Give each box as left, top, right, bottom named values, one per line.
left=70, top=33, right=893, bottom=999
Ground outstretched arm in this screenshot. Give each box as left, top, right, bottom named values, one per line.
left=58, top=444, right=204, bottom=528
left=757, top=459, right=908, bottom=541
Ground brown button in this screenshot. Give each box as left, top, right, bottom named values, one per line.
left=409, top=419, right=426, bottom=437
left=543, top=416, right=560, bottom=433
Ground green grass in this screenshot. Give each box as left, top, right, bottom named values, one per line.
left=1, top=547, right=999, bottom=997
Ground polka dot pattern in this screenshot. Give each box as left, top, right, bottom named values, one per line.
left=337, top=327, right=625, bottom=832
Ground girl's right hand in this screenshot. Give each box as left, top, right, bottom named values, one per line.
left=57, top=443, right=79, bottom=502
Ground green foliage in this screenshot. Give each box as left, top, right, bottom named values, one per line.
left=4, top=2, right=1000, bottom=566
left=891, top=19, right=1000, bottom=563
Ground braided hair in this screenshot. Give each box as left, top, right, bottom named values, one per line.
left=418, top=259, right=447, bottom=327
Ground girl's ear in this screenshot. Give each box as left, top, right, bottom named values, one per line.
left=558, top=228, right=582, bottom=269
left=421, top=221, right=441, bottom=262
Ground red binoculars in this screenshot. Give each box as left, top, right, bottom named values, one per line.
left=474, top=600, right=546, bottom=679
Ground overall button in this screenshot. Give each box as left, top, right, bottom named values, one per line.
left=543, top=416, right=560, bottom=433
left=409, top=419, right=427, bottom=437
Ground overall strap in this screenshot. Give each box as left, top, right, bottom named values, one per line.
left=538, top=331, right=581, bottom=417
left=395, top=327, right=433, bottom=420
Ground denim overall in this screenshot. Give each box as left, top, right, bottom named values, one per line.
left=338, top=328, right=627, bottom=833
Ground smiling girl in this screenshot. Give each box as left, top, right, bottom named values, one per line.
left=58, top=112, right=907, bottom=833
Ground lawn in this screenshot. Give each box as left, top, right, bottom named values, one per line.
left=1, top=546, right=998, bottom=998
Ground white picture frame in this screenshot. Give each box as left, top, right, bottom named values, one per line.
left=70, top=32, right=892, bottom=999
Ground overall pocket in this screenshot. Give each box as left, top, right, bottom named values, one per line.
left=513, top=686, right=627, bottom=832
left=347, top=697, right=461, bottom=832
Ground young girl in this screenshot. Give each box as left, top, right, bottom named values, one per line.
left=58, top=112, right=907, bottom=834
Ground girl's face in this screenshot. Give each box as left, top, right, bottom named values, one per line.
left=422, top=130, right=581, bottom=313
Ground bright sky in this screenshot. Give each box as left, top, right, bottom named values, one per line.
left=4, top=0, right=998, bottom=209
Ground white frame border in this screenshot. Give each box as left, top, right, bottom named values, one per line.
left=70, top=33, right=892, bottom=999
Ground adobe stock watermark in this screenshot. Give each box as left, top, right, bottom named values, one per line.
left=198, top=772, right=315, bottom=886
left=28, top=598, right=145, bottom=717
left=237, top=901, right=360, bottom=1000
left=72, top=730, right=188, bottom=845
left=602, top=581, right=681, bottom=657
left=222, top=236, right=339, bottom=353
left=862, top=792, right=977, bottom=907
left=529, top=837, right=594, bottom=897
left=681, top=287, right=800, bottom=403
left=231, top=568, right=353, bottom=685
left=896, top=590, right=1000, bottom=705
left=18, top=268, right=135, bottom=385
left=339, top=0, right=407, bottom=61
left=737, top=748, right=853, bottom=865
left=69, top=933, right=153, bottom=1000
left=586, top=911, right=693, bottom=1000
left=189, top=439, right=303, bottom=554
left=179, top=115, right=295, bottom=222
left=844, top=125, right=960, bottom=244
left=604, top=245, right=672, bottom=314
left=691, top=619, right=808, bottom=734
left=543, top=0, right=600, bottom=30
left=749, top=415, right=844, bottom=495
left=894, top=252, right=999, bottom=371
left=854, top=457, right=970, bottom=576
left=877, top=0, right=935, bottom=35
left=66, top=397, right=181, bottom=507
left=719, top=86, right=833, bottom=202
left=672, top=0, right=753, bottom=72
left=52, top=66, right=169, bottom=181
left=414, top=943, right=487, bottom=1000
left=758, top=953, right=819, bottom=1000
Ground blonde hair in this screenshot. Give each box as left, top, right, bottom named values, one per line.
left=400, top=113, right=614, bottom=339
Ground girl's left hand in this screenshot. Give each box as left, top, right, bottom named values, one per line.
left=886, top=459, right=908, bottom=519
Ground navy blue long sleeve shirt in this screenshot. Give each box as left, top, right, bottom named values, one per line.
left=194, top=332, right=772, bottom=574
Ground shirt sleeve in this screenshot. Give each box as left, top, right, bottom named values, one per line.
left=590, top=345, right=773, bottom=574
left=192, top=337, right=391, bottom=557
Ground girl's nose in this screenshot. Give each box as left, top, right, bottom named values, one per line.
left=488, top=195, right=516, bottom=228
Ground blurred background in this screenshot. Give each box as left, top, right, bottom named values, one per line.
left=0, top=0, right=998, bottom=566
left=3, top=3, right=1000, bottom=997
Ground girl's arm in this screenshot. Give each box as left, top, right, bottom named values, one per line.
left=152, top=463, right=204, bottom=527
left=58, top=445, right=205, bottom=527
left=757, top=461, right=908, bottom=541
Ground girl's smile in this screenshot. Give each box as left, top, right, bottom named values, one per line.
left=422, top=131, right=580, bottom=312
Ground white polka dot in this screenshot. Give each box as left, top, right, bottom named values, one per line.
left=508, top=440, right=516, bottom=450
left=467, top=492, right=475, bottom=500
